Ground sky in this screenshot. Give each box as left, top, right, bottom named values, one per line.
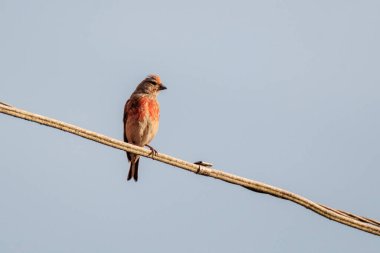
left=1, top=0, right=380, bottom=252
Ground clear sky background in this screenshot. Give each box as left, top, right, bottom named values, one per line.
left=1, top=0, right=380, bottom=252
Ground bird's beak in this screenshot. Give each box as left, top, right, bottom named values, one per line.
left=159, top=84, right=167, bottom=90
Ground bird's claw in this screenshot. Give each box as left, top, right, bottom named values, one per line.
left=146, top=145, right=158, bottom=157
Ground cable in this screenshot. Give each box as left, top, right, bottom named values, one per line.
left=1, top=102, right=379, bottom=236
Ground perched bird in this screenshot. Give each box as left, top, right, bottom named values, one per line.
left=123, top=74, right=167, bottom=181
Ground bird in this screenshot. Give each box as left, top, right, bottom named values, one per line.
left=123, top=74, right=167, bottom=181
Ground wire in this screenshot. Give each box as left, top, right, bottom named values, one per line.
left=0, top=102, right=379, bottom=236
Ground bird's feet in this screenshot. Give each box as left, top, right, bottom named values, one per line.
left=145, top=144, right=158, bottom=157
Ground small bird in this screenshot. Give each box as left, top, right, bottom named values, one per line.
left=123, top=74, right=167, bottom=181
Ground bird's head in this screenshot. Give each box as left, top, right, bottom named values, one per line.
left=134, top=74, right=167, bottom=95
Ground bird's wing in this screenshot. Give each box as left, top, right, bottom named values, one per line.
left=123, top=99, right=132, bottom=161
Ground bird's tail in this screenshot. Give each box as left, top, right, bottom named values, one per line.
left=127, top=157, right=140, bottom=181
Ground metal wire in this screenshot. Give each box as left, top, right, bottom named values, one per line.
left=1, top=102, right=379, bottom=236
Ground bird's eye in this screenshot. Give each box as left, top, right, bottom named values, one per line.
left=147, top=80, right=157, bottom=85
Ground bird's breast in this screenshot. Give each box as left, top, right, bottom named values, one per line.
left=128, top=96, right=160, bottom=122
left=139, top=96, right=160, bottom=121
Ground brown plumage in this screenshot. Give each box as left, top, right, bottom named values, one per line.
left=123, top=74, right=167, bottom=181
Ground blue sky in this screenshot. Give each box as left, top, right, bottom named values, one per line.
left=1, top=1, right=380, bottom=252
